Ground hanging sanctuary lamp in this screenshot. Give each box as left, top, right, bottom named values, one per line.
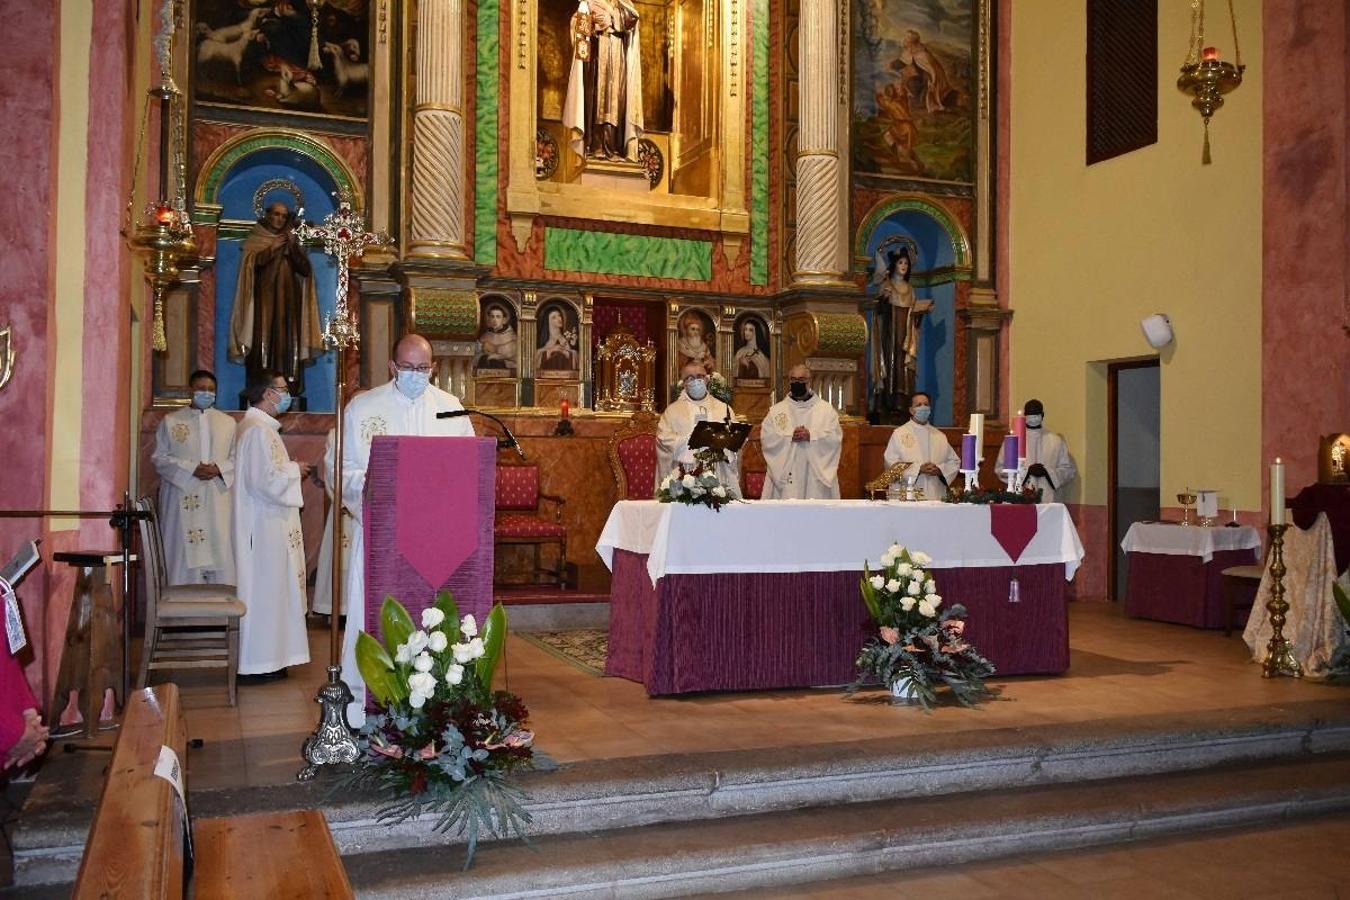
left=1177, top=0, right=1245, bottom=165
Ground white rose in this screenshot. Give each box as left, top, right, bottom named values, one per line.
left=879, top=551, right=896, bottom=568
left=929, top=594, right=942, bottom=606
left=911, top=568, right=924, bottom=581
left=461, top=614, right=478, bottom=638
left=408, top=692, right=427, bottom=709
left=907, top=581, right=922, bottom=596
left=889, top=542, right=906, bottom=557
left=466, top=637, right=486, bottom=659
left=690, top=485, right=705, bottom=496
left=408, top=671, right=437, bottom=696
left=445, top=663, right=464, bottom=686
left=452, top=643, right=473, bottom=664
left=406, top=630, right=429, bottom=655
left=913, top=551, right=933, bottom=566
left=421, top=607, right=445, bottom=629
left=924, top=580, right=937, bottom=594
left=393, top=643, right=412, bottom=665
left=428, top=630, right=449, bottom=653
left=896, top=563, right=913, bottom=576
left=885, top=578, right=902, bottom=593
left=869, top=575, right=886, bottom=590
left=918, top=600, right=937, bottom=618
left=413, top=652, right=434, bottom=673
left=900, top=596, right=916, bottom=611
left=682, top=474, right=697, bottom=488
left=712, top=486, right=727, bottom=498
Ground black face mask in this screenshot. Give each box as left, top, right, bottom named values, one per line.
left=789, top=382, right=810, bottom=400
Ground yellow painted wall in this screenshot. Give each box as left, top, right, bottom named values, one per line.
left=1009, top=0, right=1264, bottom=511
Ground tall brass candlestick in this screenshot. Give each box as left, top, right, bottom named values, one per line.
left=1261, top=523, right=1302, bottom=679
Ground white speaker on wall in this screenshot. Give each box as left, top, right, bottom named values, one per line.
left=1140, top=314, right=1174, bottom=350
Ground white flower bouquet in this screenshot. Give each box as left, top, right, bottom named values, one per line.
left=708, top=371, right=733, bottom=403
left=657, top=447, right=739, bottom=511
left=348, top=591, right=534, bottom=868
left=850, top=543, right=996, bottom=709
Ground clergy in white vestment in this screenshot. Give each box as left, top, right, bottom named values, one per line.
left=339, top=334, right=475, bottom=724
left=232, top=369, right=313, bottom=677
left=882, top=391, right=959, bottom=500
left=312, top=427, right=353, bottom=616
left=655, top=363, right=741, bottom=491
left=1013, top=398, right=1077, bottom=502
left=760, top=364, right=842, bottom=500
left=151, top=369, right=237, bottom=585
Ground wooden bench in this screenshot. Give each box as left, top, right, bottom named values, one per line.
left=72, top=683, right=353, bottom=899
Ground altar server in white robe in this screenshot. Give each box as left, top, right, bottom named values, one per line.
left=760, top=364, right=842, bottom=500
left=312, top=427, right=353, bottom=617
left=339, top=334, right=475, bottom=724
left=1016, top=398, right=1077, bottom=502
left=151, top=369, right=236, bottom=585
left=656, top=363, right=741, bottom=491
left=232, top=369, right=312, bottom=677
left=883, top=391, right=959, bottom=500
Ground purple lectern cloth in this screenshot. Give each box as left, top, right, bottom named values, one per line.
left=1124, top=548, right=1256, bottom=628
left=606, top=550, right=1069, bottom=695
left=365, top=436, right=496, bottom=640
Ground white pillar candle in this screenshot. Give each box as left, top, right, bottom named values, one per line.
left=968, top=413, right=985, bottom=469
left=1270, top=458, right=1285, bottom=526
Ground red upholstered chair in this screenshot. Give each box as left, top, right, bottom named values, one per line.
left=494, top=463, right=567, bottom=587
left=608, top=411, right=661, bottom=500
left=742, top=471, right=767, bottom=500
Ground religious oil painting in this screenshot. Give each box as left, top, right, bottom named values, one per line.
left=675, top=309, right=717, bottom=375
left=193, top=0, right=371, bottom=120
left=475, top=298, right=520, bottom=374
left=732, top=314, right=771, bottom=381
left=852, top=0, right=974, bottom=185
left=534, top=300, right=581, bottom=377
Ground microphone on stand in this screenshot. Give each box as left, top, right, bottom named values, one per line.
left=436, top=408, right=527, bottom=460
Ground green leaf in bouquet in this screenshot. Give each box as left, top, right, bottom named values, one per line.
left=860, top=563, right=882, bottom=623
left=477, top=603, right=508, bottom=691
left=381, top=596, right=416, bottom=656
left=356, top=632, right=405, bottom=705
left=435, top=589, right=463, bottom=644
left=1333, top=582, right=1350, bottom=629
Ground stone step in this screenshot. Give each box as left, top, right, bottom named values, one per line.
left=343, top=754, right=1350, bottom=899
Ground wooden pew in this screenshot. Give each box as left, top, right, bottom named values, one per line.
left=72, top=683, right=353, bottom=900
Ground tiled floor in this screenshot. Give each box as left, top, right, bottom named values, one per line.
left=171, top=601, right=1340, bottom=791
left=710, top=814, right=1350, bottom=899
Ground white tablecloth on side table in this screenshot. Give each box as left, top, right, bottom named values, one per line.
left=1119, top=522, right=1261, bottom=563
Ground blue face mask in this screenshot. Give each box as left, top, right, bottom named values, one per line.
left=685, top=379, right=708, bottom=401
left=192, top=391, right=215, bottom=410
left=911, top=406, right=932, bottom=425
left=273, top=390, right=293, bottom=415
left=395, top=369, right=431, bottom=400
left=1026, top=414, right=1044, bottom=429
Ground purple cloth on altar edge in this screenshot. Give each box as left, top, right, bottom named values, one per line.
left=1124, top=548, right=1257, bottom=629
left=606, top=550, right=1069, bottom=696
left=365, top=436, right=497, bottom=642
left=990, top=503, right=1038, bottom=563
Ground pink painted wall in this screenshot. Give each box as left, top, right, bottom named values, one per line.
left=1262, top=2, right=1350, bottom=511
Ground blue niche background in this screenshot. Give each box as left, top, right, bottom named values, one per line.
left=212, top=148, right=340, bottom=412
left=863, top=209, right=958, bottom=427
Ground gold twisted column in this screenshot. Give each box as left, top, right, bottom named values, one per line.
left=408, top=0, right=469, bottom=259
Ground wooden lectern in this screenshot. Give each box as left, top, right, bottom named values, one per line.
left=363, top=436, right=497, bottom=640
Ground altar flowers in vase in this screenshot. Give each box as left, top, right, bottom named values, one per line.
left=348, top=592, right=534, bottom=868
left=850, top=543, right=997, bottom=710
left=657, top=446, right=740, bottom=511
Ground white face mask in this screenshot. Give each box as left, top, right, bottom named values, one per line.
left=685, top=379, right=708, bottom=400
left=1026, top=414, right=1044, bottom=429
left=395, top=369, right=431, bottom=400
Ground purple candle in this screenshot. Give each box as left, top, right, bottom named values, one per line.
left=961, top=434, right=977, bottom=470
left=1002, top=434, right=1019, bottom=470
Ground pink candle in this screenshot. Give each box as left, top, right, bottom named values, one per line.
left=1013, top=411, right=1027, bottom=459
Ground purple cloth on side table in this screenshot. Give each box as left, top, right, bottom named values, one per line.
left=1124, top=548, right=1256, bottom=629
left=606, top=550, right=1069, bottom=695
left=1288, top=483, right=1350, bottom=575
left=365, top=436, right=497, bottom=641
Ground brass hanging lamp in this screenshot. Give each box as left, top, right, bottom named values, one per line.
left=1177, top=0, right=1245, bottom=165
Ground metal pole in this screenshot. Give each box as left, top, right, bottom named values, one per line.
left=330, top=342, right=345, bottom=665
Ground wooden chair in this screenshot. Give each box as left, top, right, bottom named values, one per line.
left=1220, top=564, right=1264, bottom=637
left=494, top=464, right=567, bottom=587
left=608, top=410, right=661, bottom=500
left=135, top=498, right=245, bottom=705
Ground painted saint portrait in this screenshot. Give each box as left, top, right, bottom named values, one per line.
left=675, top=309, right=717, bottom=375
left=732, top=315, right=770, bottom=380
left=852, top=0, right=973, bottom=183
left=193, top=0, right=371, bottom=120
left=534, top=301, right=580, bottom=375
left=475, top=299, right=519, bottom=372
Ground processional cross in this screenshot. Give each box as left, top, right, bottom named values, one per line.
left=295, top=197, right=392, bottom=781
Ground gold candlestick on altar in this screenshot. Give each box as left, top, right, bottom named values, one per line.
left=1261, top=523, right=1302, bottom=679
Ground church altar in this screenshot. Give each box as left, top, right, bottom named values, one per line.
left=1121, top=522, right=1262, bottom=629
left=597, top=500, right=1084, bottom=694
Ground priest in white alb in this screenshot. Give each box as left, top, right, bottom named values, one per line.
left=232, top=369, right=312, bottom=678
left=339, top=334, right=475, bottom=724
left=656, top=363, right=741, bottom=491
left=882, top=391, right=959, bottom=500
left=312, top=426, right=353, bottom=618
left=151, top=369, right=237, bottom=585
left=1015, top=398, right=1077, bottom=502
left=760, top=364, right=842, bottom=500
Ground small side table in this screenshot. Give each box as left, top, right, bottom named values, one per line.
left=50, top=551, right=131, bottom=739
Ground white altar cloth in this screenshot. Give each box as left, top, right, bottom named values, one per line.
left=1120, top=522, right=1261, bottom=564
left=596, top=499, right=1085, bottom=586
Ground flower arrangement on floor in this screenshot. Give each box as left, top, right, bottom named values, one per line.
left=657, top=447, right=739, bottom=511
left=348, top=591, right=534, bottom=868
left=849, top=543, right=996, bottom=710
left=708, top=371, right=733, bottom=404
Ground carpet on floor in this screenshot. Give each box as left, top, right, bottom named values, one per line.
left=518, top=629, right=609, bottom=676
